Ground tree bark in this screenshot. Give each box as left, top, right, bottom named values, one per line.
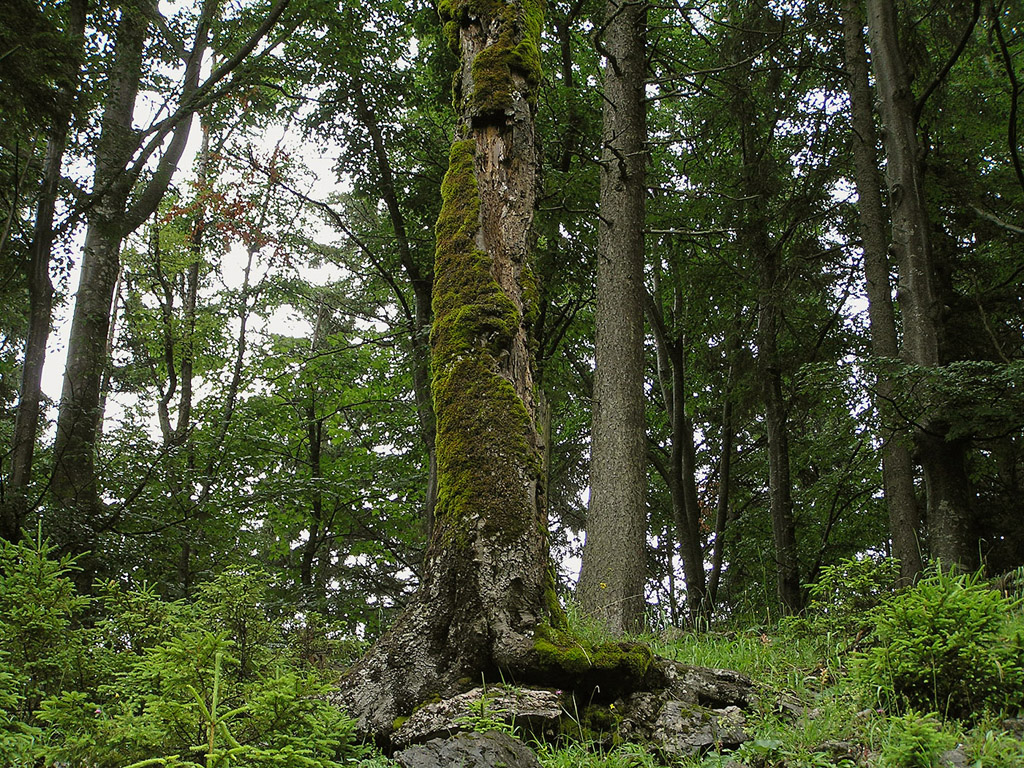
left=645, top=289, right=709, bottom=624
left=865, top=0, right=977, bottom=569
left=839, top=0, right=923, bottom=583
left=51, top=0, right=151, bottom=520
left=334, top=0, right=551, bottom=738
left=577, top=0, right=649, bottom=636
left=1, top=0, right=87, bottom=543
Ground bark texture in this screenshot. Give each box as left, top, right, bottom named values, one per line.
left=334, top=0, right=550, bottom=739
left=731, top=5, right=801, bottom=612
left=52, top=0, right=151, bottom=518
left=865, top=0, right=977, bottom=569
left=577, top=0, right=649, bottom=635
left=840, top=0, right=923, bottom=583
left=646, top=287, right=710, bottom=623
left=2, top=0, right=87, bottom=542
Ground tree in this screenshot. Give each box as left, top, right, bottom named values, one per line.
left=576, top=0, right=649, bottom=635
left=334, top=0, right=553, bottom=737
left=838, top=0, right=922, bottom=583
left=1, top=0, right=86, bottom=542
left=865, top=0, right=978, bottom=569
left=49, top=0, right=293, bottom=570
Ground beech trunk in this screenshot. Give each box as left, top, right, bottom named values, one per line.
left=839, top=0, right=923, bottom=583
left=865, top=0, right=977, bottom=569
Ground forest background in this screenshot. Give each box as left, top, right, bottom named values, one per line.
left=1, top=0, right=1024, bottom=764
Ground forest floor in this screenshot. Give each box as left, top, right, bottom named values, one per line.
left=356, top=569, right=1024, bottom=768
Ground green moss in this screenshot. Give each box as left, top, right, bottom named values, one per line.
left=531, top=625, right=654, bottom=697
left=392, top=716, right=409, bottom=731
left=429, top=138, right=540, bottom=551
left=432, top=139, right=520, bottom=367
left=438, top=0, right=545, bottom=115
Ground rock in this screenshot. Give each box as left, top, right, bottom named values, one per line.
left=618, top=691, right=749, bottom=759
left=813, top=740, right=862, bottom=763
left=392, top=686, right=563, bottom=750
left=652, top=702, right=747, bottom=756
left=1002, top=717, right=1024, bottom=738
left=647, top=658, right=758, bottom=709
left=389, top=657, right=759, bottom=760
left=394, top=731, right=542, bottom=768
left=940, top=746, right=969, bottom=768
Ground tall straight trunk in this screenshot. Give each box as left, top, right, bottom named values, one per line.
left=2, top=0, right=87, bottom=541
left=645, top=288, right=708, bottom=623
left=840, top=0, right=923, bottom=583
left=754, top=243, right=801, bottom=613
left=736, top=110, right=801, bottom=614
left=335, top=0, right=551, bottom=739
left=577, top=0, right=648, bottom=636
left=51, top=0, right=150, bottom=517
left=865, top=0, right=976, bottom=569
left=707, top=330, right=740, bottom=608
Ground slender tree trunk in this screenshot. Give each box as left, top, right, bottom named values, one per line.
left=840, top=0, right=923, bottom=584
left=866, top=0, right=977, bottom=569
left=1, top=0, right=86, bottom=543
left=353, top=92, right=437, bottom=534
left=737, top=115, right=801, bottom=614
left=645, top=290, right=708, bottom=623
left=51, top=0, right=149, bottom=520
left=707, top=330, right=739, bottom=609
left=335, top=0, right=552, bottom=738
left=577, top=0, right=649, bottom=636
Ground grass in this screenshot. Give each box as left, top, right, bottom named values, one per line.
left=356, top=573, right=1024, bottom=767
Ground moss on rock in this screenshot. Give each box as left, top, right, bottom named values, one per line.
left=531, top=625, right=654, bottom=699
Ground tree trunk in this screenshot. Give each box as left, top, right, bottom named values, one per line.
left=738, top=113, right=801, bottom=615
left=645, top=289, right=708, bottom=624
left=865, top=0, right=977, bottom=569
left=839, top=0, right=923, bottom=583
left=1, top=0, right=86, bottom=543
left=577, top=0, right=648, bottom=636
left=334, top=0, right=551, bottom=737
left=51, top=0, right=150, bottom=521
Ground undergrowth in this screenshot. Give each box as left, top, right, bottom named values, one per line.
left=2, top=540, right=1023, bottom=768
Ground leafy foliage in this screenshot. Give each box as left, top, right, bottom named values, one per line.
left=854, top=569, right=1024, bottom=719
left=0, top=540, right=365, bottom=767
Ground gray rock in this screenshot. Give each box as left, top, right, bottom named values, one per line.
left=1002, top=717, right=1024, bottom=738
left=648, top=657, right=758, bottom=709
left=618, top=691, right=749, bottom=759
left=940, top=746, right=969, bottom=768
left=394, top=731, right=542, bottom=768
left=392, top=686, right=563, bottom=750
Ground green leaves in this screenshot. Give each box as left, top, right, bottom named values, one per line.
left=854, top=568, right=1024, bottom=720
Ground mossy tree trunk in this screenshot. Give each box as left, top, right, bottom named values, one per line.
left=334, top=0, right=553, bottom=738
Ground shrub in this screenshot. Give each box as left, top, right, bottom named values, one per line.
left=854, top=568, right=1024, bottom=719
left=879, top=711, right=957, bottom=768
